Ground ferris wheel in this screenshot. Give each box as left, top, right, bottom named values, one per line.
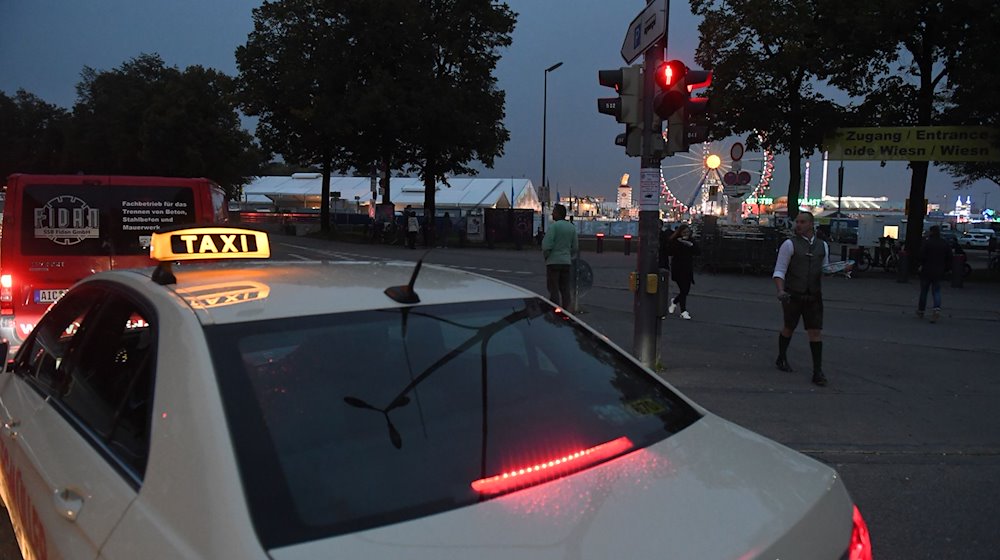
left=659, top=131, right=775, bottom=220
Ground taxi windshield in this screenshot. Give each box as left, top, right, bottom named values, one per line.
left=205, top=298, right=700, bottom=548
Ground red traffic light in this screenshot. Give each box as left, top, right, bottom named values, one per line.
left=655, top=60, right=687, bottom=90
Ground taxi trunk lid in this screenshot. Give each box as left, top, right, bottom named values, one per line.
left=268, top=414, right=854, bottom=560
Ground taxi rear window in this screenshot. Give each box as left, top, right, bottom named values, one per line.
left=205, top=298, right=701, bottom=549
left=20, top=183, right=197, bottom=256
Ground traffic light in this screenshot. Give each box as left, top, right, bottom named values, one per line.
left=652, top=60, right=687, bottom=119
left=598, top=66, right=643, bottom=156
left=653, top=60, right=712, bottom=155
left=684, top=69, right=712, bottom=148
left=598, top=66, right=641, bottom=124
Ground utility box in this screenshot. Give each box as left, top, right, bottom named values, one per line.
left=466, top=209, right=485, bottom=242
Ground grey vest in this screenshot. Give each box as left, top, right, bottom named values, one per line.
left=785, top=236, right=825, bottom=294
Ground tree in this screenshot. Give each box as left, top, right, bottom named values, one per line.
left=828, top=0, right=971, bottom=257
left=68, top=54, right=264, bottom=199
left=0, top=89, right=71, bottom=181
left=940, top=4, right=1000, bottom=190
left=338, top=0, right=424, bottom=209
left=690, top=0, right=845, bottom=219
left=236, top=0, right=358, bottom=232
left=404, top=0, right=516, bottom=244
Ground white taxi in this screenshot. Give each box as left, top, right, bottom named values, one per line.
left=0, top=227, right=872, bottom=560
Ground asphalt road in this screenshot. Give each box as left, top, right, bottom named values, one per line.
left=0, top=233, right=996, bottom=559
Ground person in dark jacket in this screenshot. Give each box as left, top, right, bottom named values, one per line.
left=666, top=224, right=699, bottom=320
left=658, top=223, right=674, bottom=270
left=917, top=226, right=953, bottom=323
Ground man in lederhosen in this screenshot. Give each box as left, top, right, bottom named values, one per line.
left=773, top=211, right=830, bottom=387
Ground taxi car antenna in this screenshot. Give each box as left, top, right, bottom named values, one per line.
left=384, top=250, right=432, bottom=304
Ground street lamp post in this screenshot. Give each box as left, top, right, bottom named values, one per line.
left=541, top=61, right=563, bottom=233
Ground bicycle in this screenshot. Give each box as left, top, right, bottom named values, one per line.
left=883, top=242, right=901, bottom=272
left=855, top=247, right=876, bottom=272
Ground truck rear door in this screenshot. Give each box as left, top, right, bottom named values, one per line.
left=8, top=176, right=112, bottom=339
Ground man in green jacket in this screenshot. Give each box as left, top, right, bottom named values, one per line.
left=542, top=203, right=579, bottom=310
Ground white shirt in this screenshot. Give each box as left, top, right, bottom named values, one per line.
left=772, top=235, right=831, bottom=280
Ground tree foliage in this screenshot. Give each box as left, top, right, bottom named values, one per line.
left=690, top=0, right=846, bottom=218
left=0, top=90, right=70, bottom=181
left=68, top=53, right=265, bottom=199
left=237, top=0, right=371, bottom=231
left=404, top=0, right=516, bottom=241
left=235, top=0, right=516, bottom=236
left=826, top=0, right=973, bottom=255
left=939, top=3, right=1000, bottom=189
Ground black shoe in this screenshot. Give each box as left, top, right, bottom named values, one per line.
left=775, top=357, right=793, bottom=372
left=812, top=370, right=828, bottom=386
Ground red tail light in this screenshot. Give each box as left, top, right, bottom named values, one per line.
left=849, top=504, right=873, bottom=560
left=471, top=437, right=634, bottom=496
left=0, top=274, right=12, bottom=314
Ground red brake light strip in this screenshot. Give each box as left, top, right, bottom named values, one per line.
left=471, top=437, right=634, bottom=495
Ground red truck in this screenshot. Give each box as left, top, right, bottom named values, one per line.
left=0, top=174, right=228, bottom=348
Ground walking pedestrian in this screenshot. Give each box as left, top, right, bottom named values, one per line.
left=440, top=212, right=453, bottom=248
left=666, top=224, right=699, bottom=320
left=773, top=211, right=830, bottom=386
left=659, top=222, right=674, bottom=266
left=916, top=225, right=953, bottom=323
left=542, top=203, right=579, bottom=310
left=405, top=206, right=419, bottom=249
left=657, top=222, right=673, bottom=319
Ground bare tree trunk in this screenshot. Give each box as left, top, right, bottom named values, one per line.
left=320, top=158, right=331, bottom=233
left=422, top=160, right=437, bottom=247
left=786, top=82, right=803, bottom=221
left=904, top=30, right=936, bottom=264
left=379, top=158, right=391, bottom=205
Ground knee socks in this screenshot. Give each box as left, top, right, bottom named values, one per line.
left=810, top=341, right=822, bottom=373
left=778, top=334, right=791, bottom=359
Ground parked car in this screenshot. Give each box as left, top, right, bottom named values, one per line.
left=966, top=228, right=996, bottom=239
left=959, top=232, right=990, bottom=249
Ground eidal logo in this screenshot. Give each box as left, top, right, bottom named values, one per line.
left=33, top=195, right=101, bottom=246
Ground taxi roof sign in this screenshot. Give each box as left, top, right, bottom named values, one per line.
left=150, top=227, right=271, bottom=262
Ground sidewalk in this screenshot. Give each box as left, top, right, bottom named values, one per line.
left=575, top=248, right=1000, bottom=323
left=275, top=233, right=1000, bottom=323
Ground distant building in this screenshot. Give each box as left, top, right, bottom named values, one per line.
left=599, top=201, right=619, bottom=218
left=238, top=174, right=540, bottom=216
left=616, top=174, right=634, bottom=220
left=559, top=194, right=604, bottom=218
left=617, top=174, right=632, bottom=210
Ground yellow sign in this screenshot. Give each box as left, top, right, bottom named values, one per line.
left=825, top=127, right=1000, bottom=161
left=175, top=281, right=271, bottom=309
left=149, top=227, right=271, bottom=261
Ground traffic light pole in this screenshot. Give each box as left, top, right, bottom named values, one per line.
left=632, top=38, right=666, bottom=368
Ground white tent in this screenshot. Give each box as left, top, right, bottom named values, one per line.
left=239, top=173, right=540, bottom=215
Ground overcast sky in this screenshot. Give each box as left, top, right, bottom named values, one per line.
left=0, top=0, right=990, bottom=208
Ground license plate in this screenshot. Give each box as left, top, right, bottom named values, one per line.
left=35, top=289, right=68, bottom=304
